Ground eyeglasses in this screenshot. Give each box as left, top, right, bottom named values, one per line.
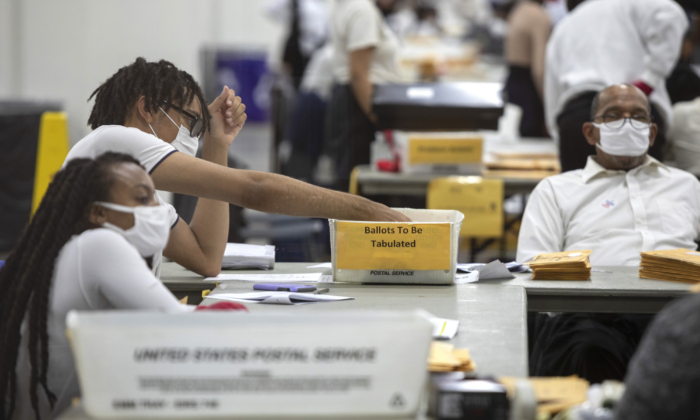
left=163, top=101, right=205, bottom=138
left=592, top=114, right=652, bottom=130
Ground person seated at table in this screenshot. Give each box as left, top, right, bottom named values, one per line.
left=66, top=58, right=411, bottom=278
left=613, top=290, right=700, bottom=419
left=0, top=153, right=195, bottom=419
left=516, top=84, right=700, bottom=383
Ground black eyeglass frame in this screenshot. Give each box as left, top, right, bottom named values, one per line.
left=163, top=101, right=205, bottom=138
left=591, top=114, right=654, bottom=130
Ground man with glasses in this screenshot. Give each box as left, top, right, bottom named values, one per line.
left=544, top=0, right=687, bottom=172
left=517, top=84, right=700, bottom=383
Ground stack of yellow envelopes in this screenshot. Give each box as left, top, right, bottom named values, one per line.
left=527, top=250, right=592, bottom=280
left=428, top=342, right=476, bottom=373
left=499, top=375, right=589, bottom=415
left=640, top=248, right=700, bottom=284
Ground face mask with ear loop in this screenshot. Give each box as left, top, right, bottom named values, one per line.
left=592, top=121, right=651, bottom=157
left=148, top=107, right=200, bottom=157
left=95, top=202, right=171, bottom=258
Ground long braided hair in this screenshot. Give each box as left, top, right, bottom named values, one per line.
left=0, top=152, right=143, bottom=420
left=87, top=57, right=212, bottom=133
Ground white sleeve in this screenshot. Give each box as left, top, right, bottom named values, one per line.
left=633, top=0, right=688, bottom=89
left=94, top=126, right=178, bottom=174
left=344, top=3, right=381, bottom=52
left=155, top=193, right=180, bottom=229
left=544, top=34, right=561, bottom=142
left=79, top=230, right=191, bottom=312
left=516, top=180, right=565, bottom=263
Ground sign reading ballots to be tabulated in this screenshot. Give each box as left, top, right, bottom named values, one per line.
left=336, top=222, right=451, bottom=270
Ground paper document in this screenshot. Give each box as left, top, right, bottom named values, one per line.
left=430, top=318, right=459, bottom=339
left=222, top=243, right=275, bottom=270
left=208, top=291, right=354, bottom=305
left=457, top=263, right=485, bottom=272
left=455, top=272, right=479, bottom=284
left=456, top=261, right=515, bottom=282
left=205, top=273, right=323, bottom=282
left=307, top=262, right=332, bottom=268
left=474, top=261, right=515, bottom=280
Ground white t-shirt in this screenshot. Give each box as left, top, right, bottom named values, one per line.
left=11, top=229, right=192, bottom=420
left=331, top=0, right=402, bottom=85
left=64, top=125, right=181, bottom=277
left=517, top=156, right=700, bottom=266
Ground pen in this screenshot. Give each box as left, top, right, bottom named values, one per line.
left=314, top=288, right=330, bottom=294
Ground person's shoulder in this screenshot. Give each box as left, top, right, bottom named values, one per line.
left=76, top=228, right=139, bottom=257
left=95, top=125, right=161, bottom=143
left=342, top=0, right=378, bottom=18
left=536, top=170, right=584, bottom=191
left=664, top=165, right=700, bottom=184
left=519, top=1, right=550, bottom=22
left=653, top=292, right=700, bottom=334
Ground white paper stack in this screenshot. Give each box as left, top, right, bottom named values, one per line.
left=221, top=243, right=275, bottom=270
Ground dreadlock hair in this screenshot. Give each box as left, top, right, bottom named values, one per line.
left=87, top=57, right=211, bottom=133
left=0, top=152, right=143, bottom=420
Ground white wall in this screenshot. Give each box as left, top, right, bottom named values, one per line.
left=0, top=0, right=284, bottom=145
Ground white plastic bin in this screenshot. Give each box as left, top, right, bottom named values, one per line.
left=329, top=209, right=464, bottom=284
left=67, top=310, right=432, bottom=418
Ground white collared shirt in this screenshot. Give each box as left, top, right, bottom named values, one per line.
left=517, top=156, right=700, bottom=266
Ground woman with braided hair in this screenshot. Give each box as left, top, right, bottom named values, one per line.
left=0, top=153, right=192, bottom=419
left=65, top=57, right=410, bottom=279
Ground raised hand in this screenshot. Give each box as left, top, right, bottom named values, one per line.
left=206, top=85, right=247, bottom=147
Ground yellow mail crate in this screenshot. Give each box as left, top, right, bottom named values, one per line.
left=427, top=177, right=503, bottom=238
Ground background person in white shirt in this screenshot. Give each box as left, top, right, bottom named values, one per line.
left=326, top=0, right=403, bottom=190
left=544, top=0, right=687, bottom=172
left=66, top=58, right=411, bottom=279
left=668, top=97, right=700, bottom=175
left=518, top=84, right=700, bottom=383
left=0, top=153, right=195, bottom=420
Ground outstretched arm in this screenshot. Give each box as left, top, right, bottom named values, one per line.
left=152, top=153, right=410, bottom=222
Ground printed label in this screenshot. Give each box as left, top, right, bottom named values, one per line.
left=336, top=222, right=451, bottom=270
left=408, top=138, right=482, bottom=165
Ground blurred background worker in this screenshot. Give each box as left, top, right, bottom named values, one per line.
left=504, top=0, right=552, bottom=138
left=326, top=0, right=403, bottom=190
left=265, top=0, right=329, bottom=90
left=544, top=0, right=688, bottom=172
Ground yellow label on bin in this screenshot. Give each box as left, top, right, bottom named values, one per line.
left=336, top=222, right=451, bottom=270
left=408, top=138, right=482, bottom=165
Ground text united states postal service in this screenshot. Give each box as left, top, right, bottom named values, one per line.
left=336, top=222, right=451, bottom=270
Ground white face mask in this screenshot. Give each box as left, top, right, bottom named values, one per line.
left=148, top=107, right=200, bottom=157
left=593, top=122, right=650, bottom=157
left=96, top=202, right=171, bottom=258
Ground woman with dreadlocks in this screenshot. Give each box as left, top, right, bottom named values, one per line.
left=0, top=153, right=193, bottom=420
left=64, top=58, right=410, bottom=279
